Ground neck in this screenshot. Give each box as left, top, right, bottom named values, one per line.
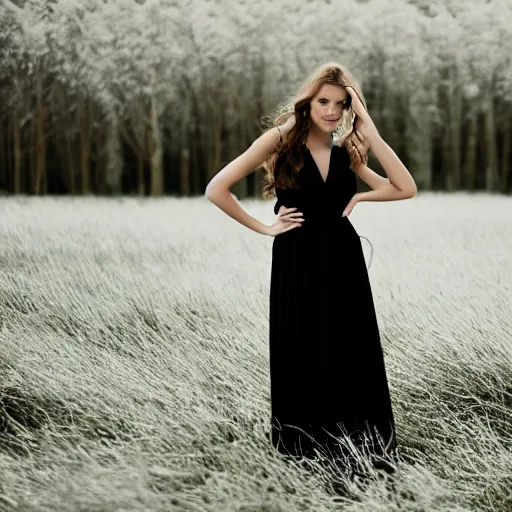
left=305, top=121, right=334, bottom=149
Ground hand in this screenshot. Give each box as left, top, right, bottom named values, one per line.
left=345, top=86, right=379, bottom=142
left=342, top=193, right=362, bottom=217
left=266, top=206, right=304, bottom=237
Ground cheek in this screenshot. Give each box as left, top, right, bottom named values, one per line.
left=311, top=104, right=323, bottom=117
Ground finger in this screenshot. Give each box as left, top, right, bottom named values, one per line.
left=282, top=223, right=301, bottom=234
left=350, top=137, right=364, bottom=155
left=278, top=206, right=297, bottom=216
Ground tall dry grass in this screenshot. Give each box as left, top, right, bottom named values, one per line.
left=0, top=194, right=510, bottom=511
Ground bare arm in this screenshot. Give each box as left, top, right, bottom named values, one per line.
left=345, top=85, right=416, bottom=199
left=205, top=127, right=282, bottom=236
left=359, top=135, right=417, bottom=197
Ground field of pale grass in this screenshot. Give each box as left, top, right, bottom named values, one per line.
left=0, top=193, right=511, bottom=511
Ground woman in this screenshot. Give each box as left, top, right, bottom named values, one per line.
left=205, top=62, right=416, bottom=472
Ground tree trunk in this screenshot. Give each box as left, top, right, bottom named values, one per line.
left=442, top=119, right=452, bottom=191
left=207, top=91, right=222, bottom=182
left=30, top=112, right=35, bottom=193
left=406, top=89, right=432, bottom=190
left=79, top=99, right=92, bottom=195
left=149, top=95, right=163, bottom=196
left=229, top=94, right=247, bottom=200
left=249, top=54, right=264, bottom=196
left=180, top=92, right=191, bottom=196
left=180, top=148, right=190, bottom=196
left=137, top=152, right=144, bottom=195
left=34, top=83, right=46, bottom=195
left=0, top=119, right=4, bottom=191
left=438, top=64, right=454, bottom=191
left=56, top=85, right=77, bottom=195
left=105, top=108, right=122, bottom=195
left=65, top=135, right=76, bottom=195
left=191, top=88, right=203, bottom=195
left=6, top=115, right=12, bottom=191
left=464, top=107, right=477, bottom=190
left=501, top=116, right=510, bottom=192
left=484, top=93, right=498, bottom=191
left=120, top=114, right=147, bottom=195
left=449, top=66, right=462, bottom=189
left=381, top=84, right=395, bottom=150
left=13, top=107, right=22, bottom=194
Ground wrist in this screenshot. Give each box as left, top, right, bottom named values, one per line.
left=366, top=130, right=381, bottom=146
left=263, top=224, right=275, bottom=237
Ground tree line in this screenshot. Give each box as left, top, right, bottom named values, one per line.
left=0, top=0, right=511, bottom=197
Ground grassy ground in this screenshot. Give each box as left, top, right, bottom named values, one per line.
left=0, top=193, right=510, bottom=511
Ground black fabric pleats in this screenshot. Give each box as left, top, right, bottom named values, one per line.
left=268, top=143, right=398, bottom=466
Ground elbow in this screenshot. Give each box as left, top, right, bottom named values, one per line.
left=406, top=186, right=417, bottom=198
left=204, top=185, right=215, bottom=200
left=205, top=185, right=226, bottom=201
left=402, top=180, right=417, bottom=198
left=391, top=183, right=417, bottom=198
left=205, top=175, right=224, bottom=199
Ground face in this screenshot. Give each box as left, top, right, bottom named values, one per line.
left=309, top=83, right=349, bottom=133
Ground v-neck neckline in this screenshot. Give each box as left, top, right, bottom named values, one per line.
left=305, top=143, right=335, bottom=184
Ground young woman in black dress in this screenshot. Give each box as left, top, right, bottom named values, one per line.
left=206, top=62, right=416, bottom=472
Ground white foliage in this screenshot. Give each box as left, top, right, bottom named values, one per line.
left=1, top=0, right=511, bottom=106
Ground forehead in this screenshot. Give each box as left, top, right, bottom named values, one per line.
left=314, top=83, right=348, bottom=100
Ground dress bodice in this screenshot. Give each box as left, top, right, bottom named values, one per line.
left=273, top=143, right=357, bottom=223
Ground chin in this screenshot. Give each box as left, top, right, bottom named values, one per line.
left=314, top=120, right=339, bottom=132
left=314, top=123, right=330, bottom=132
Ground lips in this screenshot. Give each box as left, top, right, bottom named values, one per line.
left=325, top=118, right=339, bottom=123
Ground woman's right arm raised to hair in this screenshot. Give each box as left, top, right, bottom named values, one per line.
left=204, top=126, right=283, bottom=236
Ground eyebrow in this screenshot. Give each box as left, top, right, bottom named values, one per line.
left=318, top=96, right=348, bottom=102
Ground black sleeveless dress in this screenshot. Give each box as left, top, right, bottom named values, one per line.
left=269, top=141, right=398, bottom=466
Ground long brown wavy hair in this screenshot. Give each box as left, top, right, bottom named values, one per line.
left=260, top=62, right=369, bottom=199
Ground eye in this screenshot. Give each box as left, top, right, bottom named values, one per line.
left=319, top=99, right=346, bottom=107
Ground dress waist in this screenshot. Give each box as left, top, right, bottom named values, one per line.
left=275, top=201, right=346, bottom=224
